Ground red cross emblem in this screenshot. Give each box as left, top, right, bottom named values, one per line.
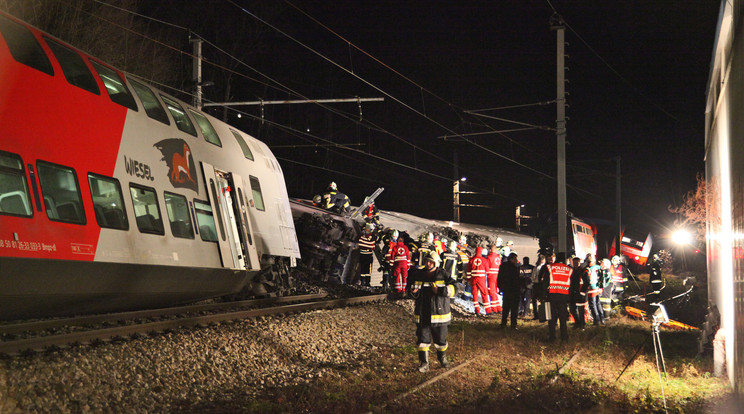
left=473, top=258, right=482, bottom=267
left=397, top=247, right=405, bottom=255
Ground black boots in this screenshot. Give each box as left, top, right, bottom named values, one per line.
left=437, top=351, right=449, bottom=368
left=418, top=351, right=429, bottom=372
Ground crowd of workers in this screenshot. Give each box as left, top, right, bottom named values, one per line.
left=311, top=182, right=665, bottom=371
left=355, top=223, right=664, bottom=371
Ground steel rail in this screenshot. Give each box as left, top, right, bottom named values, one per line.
left=0, top=294, right=388, bottom=356
left=0, top=293, right=328, bottom=335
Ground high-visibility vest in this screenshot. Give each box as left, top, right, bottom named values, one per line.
left=548, top=263, right=571, bottom=295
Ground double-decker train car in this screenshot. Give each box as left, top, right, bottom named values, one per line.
left=0, top=12, right=300, bottom=321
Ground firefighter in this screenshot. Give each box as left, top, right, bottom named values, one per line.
left=539, top=252, right=572, bottom=342
left=456, top=235, right=473, bottom=301
left=413, top=232, right=435, bottom=270
left=433, top=233, right=446, bottom=255
left=485, top=244, right=503, bottom=313
left=569, top=256, right=589, bottom=329
left=357, top=223, right=376, bottom=287
left=585, top=254, right=605, bottom=326
left=467, top=246, right=491, bottom=316
left=519, top=256, right=535, bottom=317
left=362, top=197, right=381, bottom=228
left=322, top=182, right=351, bottom=214
left=599, top=258, right=614, bottom=317
left=498, top=252, right=521, bottom=329
left=501, top=240, right=514, bottom=258
left=391, top=239, right=411, bottom=293
left=407, top=251, right=459, bottom=372
left=648, top=254, right=664, bottom=304
left=441, top=241, right=462, bottom=280
left=611, top=255, right=627, bottom=304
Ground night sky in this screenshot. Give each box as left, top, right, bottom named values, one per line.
left=3, top=0, right=721, bottom=243
left=216, top=0, right=719, bottom=242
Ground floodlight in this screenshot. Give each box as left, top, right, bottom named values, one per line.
left=672, top=229, right=693, bottom=245
left=651, top=303, right=669, bottom=324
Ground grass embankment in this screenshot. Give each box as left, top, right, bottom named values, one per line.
left=249, top=272, right=731, bottom=413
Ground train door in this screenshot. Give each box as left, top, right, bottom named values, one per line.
left=201, top=162, right=260, bottom=271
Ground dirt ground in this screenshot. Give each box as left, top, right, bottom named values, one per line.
left=245, top=272, right=733, bottom=413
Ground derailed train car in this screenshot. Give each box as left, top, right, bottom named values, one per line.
left=0, top=12, right=300, bottom=321
left=290, top=198, right=540, bottom=286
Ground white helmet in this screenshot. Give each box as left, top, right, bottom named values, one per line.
left=329, top=181, right=337, bottom=191
left=426, top=232, right=434, bottom=243
left=391, top=229, right=399, bottom=239
left=458, top=235, right=467, bottom=245
left=448, top=241, right=457, bottom=252
left=496, top=237, right=504, bottom=247
left=364, top=223, right=376, bottom=232
left=482, top=248, right=489, bottom=257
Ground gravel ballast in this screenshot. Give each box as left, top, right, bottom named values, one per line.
left=0, top=301, right=416, bottom=412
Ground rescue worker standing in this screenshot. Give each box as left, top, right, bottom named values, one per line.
left=599, top=258, right=614, bottom=317
left=467, top=246, right=491, bottom=316
left=585, top=254, right=605, bottom=326
left=485, top=245, right=503, bottom=313
left=391, top=239, right=411, bottom=293
left=357, top=223, right=376, bottom=287
left=441, top=241, right=462, bottom=281
left=408, top=252, right=459, bottom=372
left=569, top=256, right=589, bottom=330
left=611, top=255, right=626, bottom=304
left=648, top=254, right=664, bottom=304
left=539, top=252, right=572, bottom=342
left=381, top=230, right=400, bottom=291
left=498, top=252, right=521, bottom=330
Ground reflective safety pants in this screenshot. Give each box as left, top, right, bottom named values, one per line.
left=471, top=276, right=490, bottom=314
left=600, top=284, right=613, bottom=316
left=487, top=276, right=501, bottom=312
left=416, top=322, right=448, bottom=352
left=393, top=263, right=408, bottom=292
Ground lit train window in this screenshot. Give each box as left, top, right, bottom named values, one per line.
left=160, top=95, right=197, bottom=137
left=249, top=176, right=265, bottom=211
left=37, top=161, right=86, bottom=224
left=129, top=79, right=170, bottom=125
left=0, top=14, right=53, bottom=75
left=229, top=129, right=254, bottom=160
left=193, top=199, right=218, bottom=242
left=43, top=37, right=100, bottom=95
left=88, top=173, right=128, bottom=230
left=164, top=192, right=194, bottom=239
left=188, top=109, right=221, bottom=147
left=89, top=61, right=138, bottom=111
left=128, top=184, right=164, bottom=235
left=0, top=151, right=32, bottom=217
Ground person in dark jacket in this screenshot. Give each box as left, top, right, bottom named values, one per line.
left=569, top=256, right=590, bottom=329
left=497, top=252, right=521, bottom=330
left=407, top=251, right=459, bottom=372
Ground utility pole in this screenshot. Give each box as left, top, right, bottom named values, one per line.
left=616, top=156, right=622, bottom=257
left=551, top=14, right=568, bottom=256
left=453, top=151, right=460, bottom=222
left=190, top=36, right=203, bottom=109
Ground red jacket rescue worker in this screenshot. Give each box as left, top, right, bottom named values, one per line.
left=467, top=246, right=491, bottom=316
left=391, top=240, right=411, bottom=293
left=539, top=252, right=572, bottom=342
left=486, top=245, right=502, bottom=313
left=407, top=251, right=459, bottom=372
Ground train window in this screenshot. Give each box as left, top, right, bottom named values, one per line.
left=0, top=14, right=53, bottom=76
left=188, top=109, right=221, bottom=147
left=88, top=173, right=128, bottom=230
left=89, top=60, right=138, bottom=111
left=193, top=199, right=218, bottom=242
left=0, top=151, right=32, bottom=217
left=128, top=184, right=164, bottom=235
left=43, top=37, right=100, bottom=95
left=37, top=161, right=86, bottom=224
left=229, top=129, right=254, bottom=160
left=164, top=192, right=194, bottom=239
left=160, top=95, right=197, bottom=137
left=129, top=79, right=170, bottom=125
left=249, top=176, right=265, bottom=211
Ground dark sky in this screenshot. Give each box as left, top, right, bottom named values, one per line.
left=106, top=1, right=723, bottom=238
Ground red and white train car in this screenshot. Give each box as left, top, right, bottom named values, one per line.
left=0, top=12, right=300, bottom=320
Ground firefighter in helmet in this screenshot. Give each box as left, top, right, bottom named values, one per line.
left=407, top=251, right=459, bottom=372
left=357, top=223, right=377, bottom=287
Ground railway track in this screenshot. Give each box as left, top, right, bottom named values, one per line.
left=0, top=293, right=389, bottom=356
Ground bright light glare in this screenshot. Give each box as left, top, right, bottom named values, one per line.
left=672, top=229, right=693, bottom=245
